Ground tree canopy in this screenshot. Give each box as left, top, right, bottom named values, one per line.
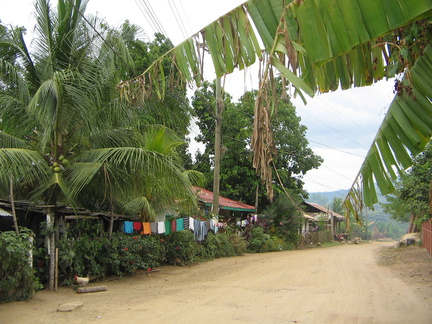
left=0, top=0, right=199, bottom=218
left=191, top=80, right=322, bottom=210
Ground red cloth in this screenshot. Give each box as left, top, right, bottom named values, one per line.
left=171, top=220, right=176, bottom=232
left=133, top=222, right=142, bottom=231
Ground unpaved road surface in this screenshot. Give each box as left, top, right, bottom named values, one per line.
left=1, top=242, right=432, bottom=324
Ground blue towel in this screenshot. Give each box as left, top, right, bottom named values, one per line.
left=124, top=221, right=134, bottom=233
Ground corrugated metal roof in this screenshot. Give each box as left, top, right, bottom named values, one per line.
left=0, top=208, right=12, bottom=217
left=193, top=187, right=256, bottom=212
left=304, top=202, right=345, bottom=220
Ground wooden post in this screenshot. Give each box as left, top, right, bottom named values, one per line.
left=9, top=175, right=19, bottom=236
left=55, top=248, right=59, bottom=291
left=212, top=78, right=223, bottom=217
left=46, top=208, right=56, bottom=291
left=108, top=207, right=114, bottom=240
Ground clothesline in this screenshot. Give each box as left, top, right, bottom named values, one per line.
left=122, top=217, right=221, bottom=241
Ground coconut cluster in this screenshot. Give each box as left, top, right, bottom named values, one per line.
left=51, top=155, right=70, bottom=173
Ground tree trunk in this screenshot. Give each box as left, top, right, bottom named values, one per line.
left=407, top=212, right=417, bottom=233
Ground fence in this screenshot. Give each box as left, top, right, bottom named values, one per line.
left=299, top=231, right=332, bottom=246
left=423, top=219, right=432, bottom=257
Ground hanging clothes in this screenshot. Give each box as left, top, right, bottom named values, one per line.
left=183, top=217, right=189, bottom=230
left=157, top=222, right=165, bottom=234
left=212, top=217, right=219, bottom=233
left=194, top=220, right=207, bottom=241
left=176, top=218, right=184, bottom=231
left=164, top=221, right=172, bottom=234
left=134, top=222, right=142, bottom=232
left=124, top=221, right=134, bottom=234
left=189, top=217, right=195, bottom=231
left=151, top=222, right=157, bottom=233
left=141, top=222, right=151, bottom=235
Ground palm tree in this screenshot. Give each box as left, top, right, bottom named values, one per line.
left=118, top=0, right=432, bottom=219
left=0, top=0, right=200, bottom=289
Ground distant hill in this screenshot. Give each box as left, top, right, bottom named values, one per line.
left=308, top=190, right=349, bottom=207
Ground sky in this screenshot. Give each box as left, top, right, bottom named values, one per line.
left=1, top=0, right=395, bottom=194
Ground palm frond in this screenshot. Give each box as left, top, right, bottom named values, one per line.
left=0, top=148, right=50, bottom=191
left=0, top=132, right=28, bottom=149
left=123, top=196, right=157, bottom=220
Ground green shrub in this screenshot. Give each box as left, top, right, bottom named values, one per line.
left=0, top=228, right=40, bottom=303
left=247, top=226, right=278, bottom=253
left=58, top=235, right=111, bottom=284
left=202, top=231, right=247, bottom=258
left=57, top=233, right=166, bottom=282
left=163, top=231, right=202, bottom=265
left=114, top=234, right=165, bottom=274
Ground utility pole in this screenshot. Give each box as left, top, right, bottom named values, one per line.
left=212, top=78, right=223, bottom=217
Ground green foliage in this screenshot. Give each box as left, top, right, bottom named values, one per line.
left=56, top=233, right=166, bottom=285
left=201, top=230, right=247, bottom=258
left=114, top=234, right=165, bottom=274
left=191, top=80, right=322, bottom=210
left=263, top=193, right=302, bottom=245
left=0, top=229, right=40, bottom=303
left=0, top=2, right=196, bottom=220
left=380, top=140, right=432, bottom=230
left=163, top=231, right=203, bottom=265
left=247, top=227, right=279, bottom=253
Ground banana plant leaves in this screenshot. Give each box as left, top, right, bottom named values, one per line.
left=345, top=45, right=432, bottom=222
left=119, top=0, right=432, bottom=215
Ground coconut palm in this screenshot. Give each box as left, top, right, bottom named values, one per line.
left=118, top=0, right=432, bottom=219
left=0, top=0, right=201, bottom=288
left=0, top=0, right=199, bottom=210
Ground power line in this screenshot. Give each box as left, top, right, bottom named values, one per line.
left=168, top=0, right=189, bottom=40
left=297, top=105, right=369, bottom=149
left=315, top=96, right=377, bottom=138
left=308, top=140, right=365, bottom=157
left=136, top=0, right=168, bottom=36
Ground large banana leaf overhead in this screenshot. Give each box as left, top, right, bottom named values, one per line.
left=119, top=0, right=432, bottom=203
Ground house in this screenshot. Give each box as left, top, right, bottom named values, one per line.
left=301, top=202, right=345, bottom=238
left=193, top=186, right=256, bottom=219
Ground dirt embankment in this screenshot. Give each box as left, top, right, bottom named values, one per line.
left=1, top=242, right=432, bottom=324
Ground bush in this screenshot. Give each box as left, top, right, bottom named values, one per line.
left=163, top=231, right=202, bottom=265
left=0, top=228, right=40, bottom=303
left=56, top=233, right=166, bottom=283
left=58, top=235, right=112, bottom=284
left=247, top=226, right=278, bottom=253
left=114, top=234, right=165, bottom=274
left=202, top=230, right=247, bottom=258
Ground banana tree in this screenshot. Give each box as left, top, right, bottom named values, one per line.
left=119, top=0, right=432, bottom=218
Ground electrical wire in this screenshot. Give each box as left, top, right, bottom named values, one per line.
left=167, top=0, right=189, bottom=40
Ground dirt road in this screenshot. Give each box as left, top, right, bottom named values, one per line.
left=1, top=242, right=432, bottom=324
